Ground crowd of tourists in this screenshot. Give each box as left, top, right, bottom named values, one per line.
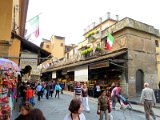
left=15, top=80, right=64, bottom=120
left=16, top=81, right=130, bottom=120
left=14, top=80, right=157, bottom=120
left=71, top=82, right=157, bottom=120
left=73, top=82, right=121, bottom=120
left=18, top=80, right=64, bottom=103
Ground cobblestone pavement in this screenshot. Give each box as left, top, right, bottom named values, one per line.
left=11, top=93, right=160, bottom=120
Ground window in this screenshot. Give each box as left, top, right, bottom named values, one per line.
left=66, top=47, right=70, bottom=52
left=46, top=45, right=50, bottom=48
left=73, top=49, right=75, bottom=55
left=67, top=53, right=69, bottom=59
left=155, top=40, right=159, bottom=47
left=61, top=43, right=64, bottom=47
left=97, top=43, right=101, bottom=47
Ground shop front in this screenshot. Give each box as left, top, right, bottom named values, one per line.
left=44, top=48, right=127, bottom=95
left=88, top=60, right=124, bottom=97
left=53, top=69, right=75, bottom=91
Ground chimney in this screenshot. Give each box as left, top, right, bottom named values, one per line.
left=99, top=17, right=102, bottom=23
left=92, top=22, right=96, bottom=27
left=107, top=12, right=110, bottom=19
left=88, top=25, right=90, bottom=31
left=84, top=28, right=86, bottom=33
left=116, top=15, right=119, bottom=21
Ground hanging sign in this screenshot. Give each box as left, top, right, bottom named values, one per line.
left=89, top=61, right=109, bottom=69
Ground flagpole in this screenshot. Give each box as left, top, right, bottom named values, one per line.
left=26, top=12, right=42, bottom=23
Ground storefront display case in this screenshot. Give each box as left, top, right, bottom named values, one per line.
left=0, top=70, right=17, bottom=119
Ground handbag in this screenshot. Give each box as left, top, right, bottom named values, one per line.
left=97, top=110, right=100, bottom=115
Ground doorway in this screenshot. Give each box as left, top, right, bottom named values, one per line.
left=136, top=69, right=144, bottom=94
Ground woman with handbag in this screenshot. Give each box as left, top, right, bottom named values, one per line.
left=97, top=90, right=111, bottom=120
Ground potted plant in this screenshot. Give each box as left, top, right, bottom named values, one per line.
left=80, top=47, right=93, bottom=55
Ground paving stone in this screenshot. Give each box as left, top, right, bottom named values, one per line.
left=11, top=93, right=160, bottom=120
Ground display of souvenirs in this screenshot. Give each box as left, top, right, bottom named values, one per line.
left=0, top=58, right=19, bottom=119
left=0, top=69, right=18, bottom=119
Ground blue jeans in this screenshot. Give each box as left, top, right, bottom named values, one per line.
left=29, top=97, right=35, bottom=106
left=111, top=96, right=117, bottom=109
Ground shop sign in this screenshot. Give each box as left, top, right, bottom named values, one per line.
left=75, top=66, right=88, bottom=82
left=52, top=72, right=56, bottom=78
left=31, top=70, right=40, bottom=75
left=89, top=61, right=109, bottom=69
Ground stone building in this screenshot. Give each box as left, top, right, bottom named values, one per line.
left=44, top=17, right=160, bottom=97
left=101, top=17, right=160, bottom=96
left=40, top=35, right=65, bottom=59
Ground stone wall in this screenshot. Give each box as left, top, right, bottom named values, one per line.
left=127, top=29, right=158, bottom=96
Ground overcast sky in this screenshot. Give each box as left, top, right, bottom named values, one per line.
left=27, top=0, right=160, bottom=46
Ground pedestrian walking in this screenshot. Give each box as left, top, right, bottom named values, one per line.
left=97, top=90, right=110, bottom=120
left=31, top=86, right=36, bottom=106
left=45, top=82, right=50, bottom=99
left=109, top=82, right=115, bottom=93
left=55, top=82, right=61, bottom=98
left=93, top=84, right=97, bottom=98
left=27, top=108, right=46, bottom=120
left=111, top=83, right=121, bottom=109
left=96, top=83, right=101, bottom=98
left=36, top=83, right=42, bottom=101
left=26, top=85, right=34, bottom=106
left=74, top=82, right=82, bottom=99
left=19, top=83, right=27, bottom=104
left=15, top=102, right=32, bottom=120
left=64, top=98, right=86, bottom=120
left=40, top=82, right=45, bottom=98
left=60, top=82, right=65, bottom=94
left=140, top=83, right=156, bottom=120
left=67, top=82, right=71, bottom=91
left=49, top=81, right=54, bottom=98
left=41, top=85, right=45, bottom=98
left=82, top=83, right=90, bottom=112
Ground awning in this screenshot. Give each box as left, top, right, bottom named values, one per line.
left=11, top=32, right=51, bottom=64
left=44, top=48, right=127, bottom=72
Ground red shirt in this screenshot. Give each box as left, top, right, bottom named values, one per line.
left=26, top=89, right=33, bottom=99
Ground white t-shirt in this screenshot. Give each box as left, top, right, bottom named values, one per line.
left=96, top=85, right=101, bottom=92
left=64, top=113, right=86, bottom=120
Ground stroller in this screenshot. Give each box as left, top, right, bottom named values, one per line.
left=117, top=94, right=133, bottom=110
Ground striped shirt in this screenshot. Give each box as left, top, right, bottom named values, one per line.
left=74, top=86, right=82, bottom=95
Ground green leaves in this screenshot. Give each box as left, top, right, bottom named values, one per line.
left=80, top=47, right=93, bottom=55
left=96, top=46, right=101, bottom=51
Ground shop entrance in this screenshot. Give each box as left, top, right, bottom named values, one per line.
left=136, top=69, right=144, bottom=94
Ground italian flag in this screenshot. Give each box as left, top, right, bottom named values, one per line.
left=106, top=32, right=114, bottom=50
left=25, top=15, right=39, bottom=39
left=29, top=15, right=39, bottom=38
